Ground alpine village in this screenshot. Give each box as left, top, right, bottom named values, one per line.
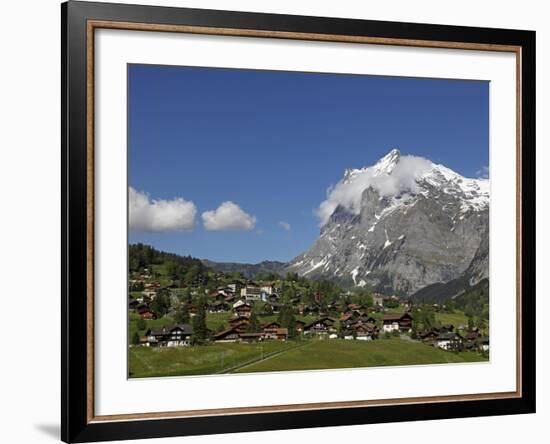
left=128, top=243, right=489, bottom=378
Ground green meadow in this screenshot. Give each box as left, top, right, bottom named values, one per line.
left=235, top=338, right=486, bottom=374
left=129, top=337, right=487, bottom=378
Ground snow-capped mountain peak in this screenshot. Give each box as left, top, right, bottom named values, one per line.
left=288, top=149, right=489, bottom=296
left=373, top=148, right=401, bottom=174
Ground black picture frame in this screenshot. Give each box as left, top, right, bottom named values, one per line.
left=62, top=1, right=536, bottom=442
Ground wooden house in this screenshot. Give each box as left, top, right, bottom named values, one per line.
left=295, top=320, right=306, bottom=333
left=477, top=336, right=489, bottom=352
left=435, top=332, right=463, bottom=351
left=145, top=324, right=193, bottom=347
left=239, top=332, right=264, bottom=342
left=228, top=315, right=251, bottom=331
left=213, top=327, right=241, bottom=342
left=233, top=300, right=253, bottom=317
left=137, top=307, right=156, bottom=320
left=382, top=312, right=413, bottom=332
left=208, top=300, right=229, bottom=313
left=303, top=317, right=336, bottom=336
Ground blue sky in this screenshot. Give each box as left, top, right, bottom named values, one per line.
left=128, top=64, right=489, bottom=263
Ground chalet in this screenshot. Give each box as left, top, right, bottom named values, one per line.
left=145, top=324, right=193, bottom=347
left=339, top=310, right=363, bottom=325
left=344, top=323, right=378, bottom=341
left=419, top=328, right=440, bottom=343
left=355, top=324, right=377, bottom=341
left=137, top=307, right=156, bottom=320
left=477, top=336, right=490, bottom=352
left=382, top=313, right=413, bottom=332
left=264, top=327, right=288, bottom=341
left=435, top=332, right=463, bottom=351
left=295, top=320, right=306, bottom=333
left=239, top=332, right=264, bottom=342
left=262, top=321, right=281, bottom=330
left=210, top=292, right=227, bottom=302
left=267, top=293, right=280, bottom=303
left=303, top=304, right=320, bottom=316
left=303, top=317, right=336, bottom=336
left=233, top=300, right=253, bottom=317
left=358, top=315, right=377, bottom=325
left=228, top=315, right=251, bottom=331
left=213, top=327, right=241, bottom=342
left=464, top=328, right=481, bottom=341
left=208, top=300, right=229, bottom=313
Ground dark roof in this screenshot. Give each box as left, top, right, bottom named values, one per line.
left=304, top=317, right=335, bottom=329
left=147, top=324, right=193, bottom=336
left=213, top=327, right=239, bottom=339
left=261, top=321, right=281, bottom=328
left=437, top=332, right=462, bottom=340
left=382, top=313, right=411, bottom=321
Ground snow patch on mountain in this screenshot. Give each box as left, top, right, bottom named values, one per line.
left=287, top=148, right=489, bottom=295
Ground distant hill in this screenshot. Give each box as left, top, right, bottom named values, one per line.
left=201, top=259, right=286, bottom=279
left=411, top=277, right=489, bottom=304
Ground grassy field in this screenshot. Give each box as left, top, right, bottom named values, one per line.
left=129, top=341, right=295, bottom=378
left=234, top=338, right=487, bottom=374
left=434, top=311, right=469, bottom=329
left=128, top=337, right=487, bottom=378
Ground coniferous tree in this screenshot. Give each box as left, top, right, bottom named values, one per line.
left=247, top=310, right=262, bottom=333
left=191, top=301, right=208, bottom=344
left=131, top=332, right=140, bottom=346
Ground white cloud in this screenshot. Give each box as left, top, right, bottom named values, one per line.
left=202, top=201, right=256, bottom=231
left=129, top=187, right=197, bottom=232
left=279, top=221, right=291, bottom=231
left=476, top=166, right=489, bottom=179
left=317, top=155, right=433, bottom=226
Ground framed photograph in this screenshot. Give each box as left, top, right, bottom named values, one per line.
left=62, top=1, right=536, bottom=442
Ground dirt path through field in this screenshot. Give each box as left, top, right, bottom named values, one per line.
left=216, top=341, right=311, bottom=374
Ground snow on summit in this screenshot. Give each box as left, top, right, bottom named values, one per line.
left=317, top=149, right=489, bottom=226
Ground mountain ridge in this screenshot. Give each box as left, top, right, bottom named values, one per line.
left=286, top=149, right=489, bottom=296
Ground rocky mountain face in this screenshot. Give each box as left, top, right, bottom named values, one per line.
left=286, top=149, right=489, bottom=296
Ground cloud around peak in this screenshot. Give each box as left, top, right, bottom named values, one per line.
left=129, top=187, right=197, bottom=232
left=317, top=154, right=433, bottom=226
left=476, top=166, right=489, bottom=179
left=202, top=201, right=256, bottom=231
